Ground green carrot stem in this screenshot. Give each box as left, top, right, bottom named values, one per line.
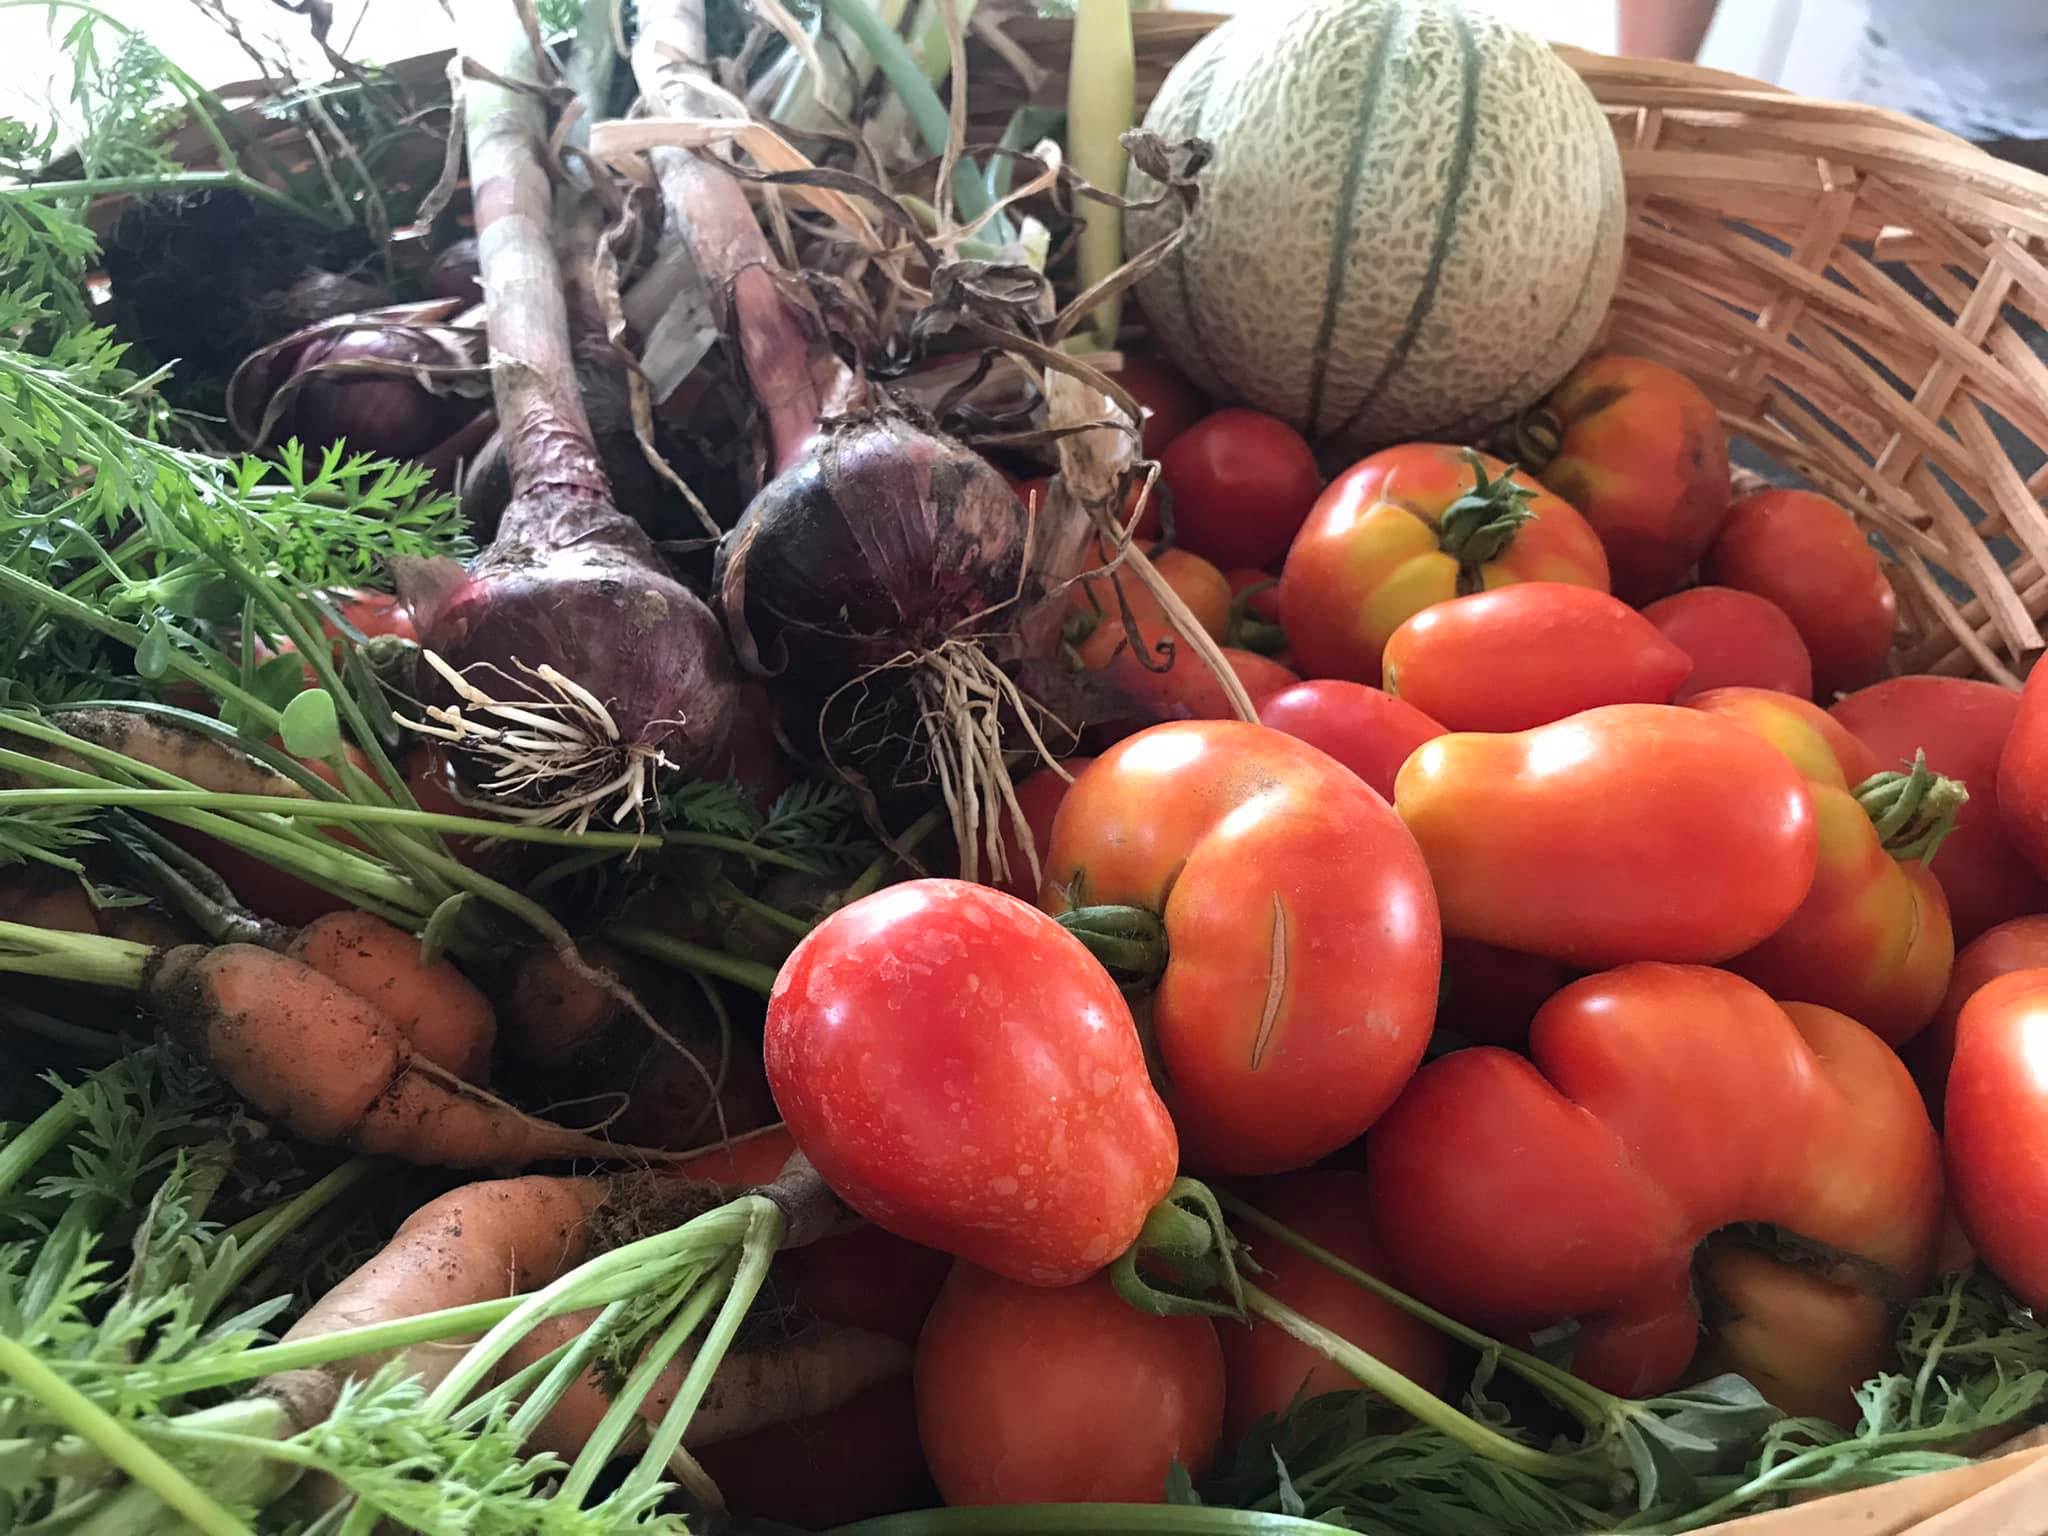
left=1239, top=1280, right=1595, bottom=1482
left=0, top=1072, right=93, bottom=1204
left=559, top=1257, right=731, bottom=1502
left=0, top=998, right=119, bottom=1057
left=606, top=925, right=782, bottom=998
left=419, top=1198, right=765, bottom=1417
left=212, top=1160, right=378, bottom=1301
left=137, top=1300, right=522, bottom=1398
left=0, top=568, right=280, bottom=727
left=841, top=807, right=947, bottom=904
left=0, top=918, right=152, bottom=989
left=497, top=1297, right=634, bottom=1439
left=720, top=882, right=816, bottom=941
left=617, top=1207, right=782, bottom=1506
left=0, top=1335, right=253, bottom=1536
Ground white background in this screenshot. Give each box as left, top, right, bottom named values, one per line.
left=1, top=1, right=1867, bottom=144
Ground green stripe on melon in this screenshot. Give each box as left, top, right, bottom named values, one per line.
left=1127, top=0, right=1625, bottom=458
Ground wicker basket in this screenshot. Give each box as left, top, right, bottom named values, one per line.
left=984, top=11, right=2048, bottom=1533
left=972, top=10, right=2048, bottom=689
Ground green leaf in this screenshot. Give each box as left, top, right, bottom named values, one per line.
left=1164, top=1461, right=1201, bottom=1507
left=278, top=687, right=342, bottom=759
left=133, top=622, right=174, bottom=680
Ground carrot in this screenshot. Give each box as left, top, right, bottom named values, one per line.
left=501, top=941, right=629, bottom=1067
left=288, top=910, right=495, bottom=1080
left=262, top=1175, right=606, bottom=1434
left=0, top=871, right=105, bottom=935
left=499, top=1308, right=911, bottom=1456
left=140, top=943, right=664, bottom=1167
left=46, top=709, right=310, bottom=800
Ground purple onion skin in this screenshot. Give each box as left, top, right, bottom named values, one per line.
left=400, top=487, right=739, bottom=787
left=428, top=238, right=483, bottom=304
left=255, top=326, right=481, bottom=461
left=715, top=412, right=1037, bottom=682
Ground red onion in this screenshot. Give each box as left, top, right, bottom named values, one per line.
left=395, top=0, right=737, bottom=831
left=226, top=299, right=489, bottom=463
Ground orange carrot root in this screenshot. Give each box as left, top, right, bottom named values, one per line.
left=143, top=944, right=679, bottom=1168
left=288, top=910, right=496, bottom=1081
left=264, top=1174, right=606, bottom=1432
left=496, top=1306, right=912, bottom=1460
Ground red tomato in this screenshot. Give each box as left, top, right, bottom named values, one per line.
left=676, top=1124, right=800, bottom=1188
left=2000, top=659, right=2048, bottom=886
left=1703, top=490, right=1897, bottom=697
left=1945, top=968, right=2048, bottom=1309
left=1395, top=705, right=1818, bottom=968
left=1641, top=586, right=1813, bottom=702
left=914, top=1261, right=1225, bottom=1506
left=1910, top=916, right=2048, bottom=1123
left=1368, top=965, right=1942, bottom=1412
left=402, top=745, right=494, bottom=870
left=1107, top=351, right=1206, bottom=463
left=1070, top=547, right=1233, bottom=669
left=1044, top=722, right=1439, bottom=1174
left=988, top=760, right=1093, bottom=902
left=1279, top=444, right=1610, bottom=686
left=1537, top=354, right=1731, bottom=604
left=1381, top=583, right=1692, bottom=733
left=1220, top=1171, right=1449, bottom=1441
left=325, top=589, right=417, bottom=644
left=1691, top=688, right=1955, bottom=1047
left=1096, top=645, right=1300, bottom=733
left=1437, top=937, right=1574, bottom=1049
left=1833, top=676, right=2048, bottom=943
left=763, top=880, right=1177, bottom=1285
left=1156, top=409, right=1323, bottom=572
left=1256, top=680, right=1445, bottom=803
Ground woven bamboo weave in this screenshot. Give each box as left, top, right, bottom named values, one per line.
left=976, top=10, right=2048, bottom=689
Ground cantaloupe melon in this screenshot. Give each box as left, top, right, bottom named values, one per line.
left=1126, top=0, right=1625, bottom=459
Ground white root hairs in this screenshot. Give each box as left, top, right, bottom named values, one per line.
left=394, top=650, right=679, bottom=834
left=821, top=638, right=1069, bottom=892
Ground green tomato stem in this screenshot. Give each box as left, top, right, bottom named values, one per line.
left=1056, top=903, right=1169, bottom=991
left=1436, top=454, right=1541, bottom=579
left=1240, top=1279, right=1597, bottom=1482
left=1855, top=752, right=1969, bottom=866
left=0, top=1334, right=253, bottom=1536
left=1217, top=1192, right=1616, bottom=1427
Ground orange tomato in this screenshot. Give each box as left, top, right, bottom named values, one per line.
left=1537, top=354, right=1731, bottom=604
left=1279, top=444, right=1610, bottom=685
left=1070, top=546, right=1232, bottom=669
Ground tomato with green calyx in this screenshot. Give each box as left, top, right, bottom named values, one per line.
left=1531, top=354, right=1731, bottom=604
left=1911, top=915, right=2048, bottom=1122
left=1381, top=582, right=1691, bottom=733
left=1835, top=676, right=2047, bottom=943
left=1223, top=568, right=1289, bottom=657
left=1394, top=704, right=1817, bottom=968
left=763, top=879, right=1177, bottom=1286
left=1641, top=586, right=1813, bottom=703
left=1157, top=408, right=1323, bottom=572
left=1279, top=445, right=1609, bottom=686
left=1256, top=679, right=1444, bottom=803
left=1044, top=721, right=1440, bottom=1174
left=1217, top=1171, right=1449, bottom=1442
left=1703, top=489, right=1897, bottom=697
left=1945, top=968, right=2048, bottom=1309
left=1691, top=686, right=1960, bottom=1047
left=914, top=1259, right=1225, bottom=1506
left=1367, top=964, right=1942, bottom=1415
